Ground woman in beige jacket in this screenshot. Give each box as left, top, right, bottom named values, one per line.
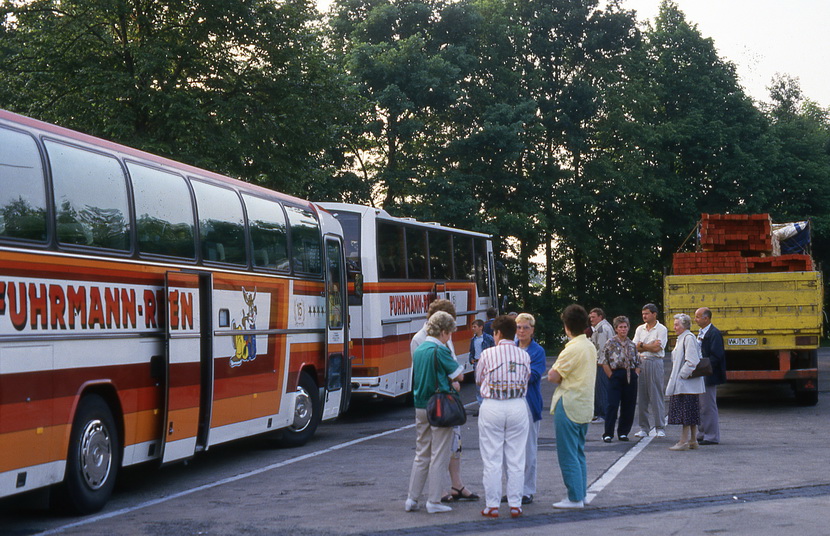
left=665, top=313, right=706, bottom=451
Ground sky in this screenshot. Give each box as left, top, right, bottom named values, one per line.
left=616, top=0, right=829, bottom=108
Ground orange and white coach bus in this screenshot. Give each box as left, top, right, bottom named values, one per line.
left=0, top=109, right=350, bottom=513
left=318, top=203, right=497, bottom=399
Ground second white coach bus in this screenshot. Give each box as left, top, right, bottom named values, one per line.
left=318, top=203, right=497, bottom=399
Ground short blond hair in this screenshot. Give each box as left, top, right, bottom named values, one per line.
left=516, top=313, right=535, bottom=327
left=426, top=311, right=456, bottom=337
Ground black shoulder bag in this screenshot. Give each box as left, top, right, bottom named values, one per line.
left=426, top=348, right=467, bottom=427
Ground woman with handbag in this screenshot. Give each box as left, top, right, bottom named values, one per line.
left=405, top=311, right=465, bottom=514
left=665, top=313, right=706, bottom=451
left=476, top=315, right=530, bottom=518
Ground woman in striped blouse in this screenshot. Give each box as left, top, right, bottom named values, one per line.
left=476, top=315, right=530, bottom=518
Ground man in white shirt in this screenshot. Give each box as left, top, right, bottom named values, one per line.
left=632, top=303, right=668, bottom=438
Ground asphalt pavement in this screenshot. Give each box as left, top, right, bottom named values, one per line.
left=3, top=349, right=829, bottom=536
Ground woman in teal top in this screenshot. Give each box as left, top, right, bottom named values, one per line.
left=405, top=311, right=464, bottom=514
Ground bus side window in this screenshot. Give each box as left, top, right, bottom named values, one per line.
left=191, top=180, right=245, bottom=265
left=0, top=127, right=48, bottom=242
left=429, top=231, right=452, bottom=280
left=454, top=235, right=474, bottom=281
left=46, top=140, right=130, bottom=250
left=243, top=194, right=289, bottom=271
left=285, top=205, right=322, bottom=275
left=128, top=162, right=195, bottom=259
left=406, top=227, right=428, bottom=279
left=377, top=222, right=405, bottom=279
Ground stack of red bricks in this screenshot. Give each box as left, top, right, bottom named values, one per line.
left=672, top=214, right=813, bottom=275
left=699, top=213, right=772, bottom=253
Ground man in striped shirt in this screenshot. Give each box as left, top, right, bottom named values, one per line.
left=476, top=316, right=531, bottom=518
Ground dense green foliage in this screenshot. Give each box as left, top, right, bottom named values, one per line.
left=2, top=0, right=828, bottom=349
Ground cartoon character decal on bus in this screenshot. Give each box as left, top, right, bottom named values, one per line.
left=230, top=287, right=258, bottom=367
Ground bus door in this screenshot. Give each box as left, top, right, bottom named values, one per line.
left=324, top=237, right=351, bottom=416
left=162, top=271, right=213, bottom=464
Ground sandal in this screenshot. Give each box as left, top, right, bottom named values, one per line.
left=452, top=486, right=480, bottom=501
left=510, top=506, right=522, bottom=518
left=481, top=507, right=499, bottom=518
left=440, top=493, right=455, bottom=503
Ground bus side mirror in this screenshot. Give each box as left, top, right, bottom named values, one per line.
left=348, top=265, right=363, bottom=305
left=353, top=272, right=364, bottom=299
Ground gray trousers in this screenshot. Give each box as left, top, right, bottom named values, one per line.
left=523, top=406, right=541, bottom=496
left=698, top=384, right=720, bottom=442
left=638, top=357, right=666, bottom=431
left=408, top=408, right=453, bottom=504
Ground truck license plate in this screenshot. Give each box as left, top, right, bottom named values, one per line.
left=728, top=338, right=758, bottom=346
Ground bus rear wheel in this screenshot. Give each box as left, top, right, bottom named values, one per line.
left=279, top=371, right=321, bottom=447
left=53, top=394, right=120, bottom=514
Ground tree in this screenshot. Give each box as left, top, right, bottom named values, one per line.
left=634, top=1, right=772, bottom=282
left=0, top=0, right=352, bottom=199
left=764, top=75, right=830, bottom=272
left=328, top=0, right=480, bottom=208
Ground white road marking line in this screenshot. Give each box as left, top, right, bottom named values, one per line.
left=36, top=423, right=417, bottom=536
left=585, top=434, right=654, bottom=504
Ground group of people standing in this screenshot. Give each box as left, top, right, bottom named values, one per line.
left=405, top=301, right=597, bottom=518
left=590, top=304, right=726, bottom=450
left=404, top=299, right=726, bottom=518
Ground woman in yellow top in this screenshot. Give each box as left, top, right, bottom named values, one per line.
left=547, top=304, right=596, bottom=509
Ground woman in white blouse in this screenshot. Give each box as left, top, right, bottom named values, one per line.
left=665, top=313, right=706, bottom=451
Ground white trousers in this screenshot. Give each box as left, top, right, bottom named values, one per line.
left=478, top=398, right=529, bottom=508
left=524, top=404, right=541, bottom=496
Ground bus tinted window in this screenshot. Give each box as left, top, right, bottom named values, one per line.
left=332, top=211, right=361, bottom=265
left=191, top=180, right=245, bottom=264
left=129, top=163, right=195, bottom=259
left=285, top=205, right=322, bottom=274
left=377, top=222, right=405, bottom=279
left=454, top=235, right=474, bottom=281
left=429, top=231, right=452, bottom=280
left=474, top=238, right=490, bottom=296
left=244, top=194, right=289, bottom=271
left=46, top=140, right=130, bottom=250
left=406, top=227, right=428, bottom=279
left=0, top=127, right=47, bottom=242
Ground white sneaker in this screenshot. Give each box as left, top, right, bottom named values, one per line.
left=656, top=429, right=666, bottom=437
left=633, top=430, right=648, bottom=438
left=553, top=498, right=584, bottom=509
left=404, top=498, right=419, bottom=512
left=426, top=502, right=452, bottom=514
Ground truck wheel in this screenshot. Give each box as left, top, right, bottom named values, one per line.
left=280, top=371, right=321, bottom=447
left=53, top=394, right=120, bottom=514
left=795, top=388, right=819, bottom=406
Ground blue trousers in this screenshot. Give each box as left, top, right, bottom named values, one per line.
left=594, top=365, right=609, bottom=418
left=604, top=369, right=638, bottom=438
left=554, top=398, right=588, bottom=502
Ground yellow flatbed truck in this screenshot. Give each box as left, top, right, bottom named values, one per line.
left=664, top=271, right=823, bottom=405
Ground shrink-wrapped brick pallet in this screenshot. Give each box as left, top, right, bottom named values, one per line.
left=672, top=214, right=812, bottom=275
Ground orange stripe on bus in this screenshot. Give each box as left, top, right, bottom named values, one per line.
left=165, top=407, right=200, bottom=442
left=0, top=424, right=70, bottom=473
left=210, top=391, right=281, bottom=428
left=123, top=409, right=163, bottom=446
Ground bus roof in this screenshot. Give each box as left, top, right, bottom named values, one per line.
left=318, top=202, right=492, bottom=239
left=0, top=108, right=313, bottom=210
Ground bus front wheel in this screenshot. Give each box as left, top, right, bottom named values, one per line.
left=280, top=371, right=321, bottom=447
left=53, top=394, right=120, bottom=514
